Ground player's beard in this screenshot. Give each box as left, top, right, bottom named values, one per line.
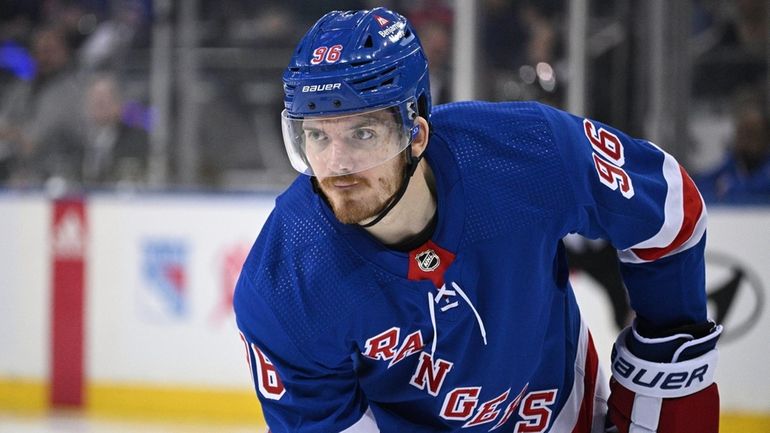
left=318, top=157, right=406, bottom=225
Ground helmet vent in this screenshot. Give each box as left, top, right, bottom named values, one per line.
left=363, top=35, right=374, bottom=48
left=358, top=77, right=394, bottom=93
left=379, top=65, right=398, bottom=76
left=348, top=65, right=398, bottom=84
left=348, top=64, right=399, bottom=92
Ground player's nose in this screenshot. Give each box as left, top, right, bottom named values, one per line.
left=326, top=139, right=354, bottom=174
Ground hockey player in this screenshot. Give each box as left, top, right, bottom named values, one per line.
left=234, top=8, right=722, bottom=433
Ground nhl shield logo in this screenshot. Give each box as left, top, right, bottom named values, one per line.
left=416, top=249, right=440, bottom=272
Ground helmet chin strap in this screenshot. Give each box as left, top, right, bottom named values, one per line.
left=357, top=145, right=422, bottom=228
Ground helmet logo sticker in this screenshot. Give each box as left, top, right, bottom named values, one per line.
left=377, top=21, right=406, bottom=43
left=374, top=15, right=390, bottom=27
left=310, top=44, right=343, bottom=65
left=301, top=83, right=342, bottom=93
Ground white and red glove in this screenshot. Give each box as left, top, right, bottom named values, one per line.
left=608, top=321, right=722, bottom=433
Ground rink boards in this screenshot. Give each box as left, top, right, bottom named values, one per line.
left=0, top=191, right=768, bottom=430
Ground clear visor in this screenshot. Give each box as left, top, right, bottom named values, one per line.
left=281, top=103, right=412, bottom=177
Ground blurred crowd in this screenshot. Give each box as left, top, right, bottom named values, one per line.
left=690, top=0, right=770, bottom=203
left=0, top=0, right=767, bottom=201
left=0, top=0, right=151, bottom=191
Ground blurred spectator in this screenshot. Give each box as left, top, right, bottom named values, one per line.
left=42, top=0, right=95, bottom=51
left=200, top=0, right=364, bottom=48
left=479, top=0, right=563, bottom=104
left=0, top=25, right=87, bottom=187
left=0, top=1, right=42, bottom=49
left=0, top=38, right=34, bottom=179
left=0, top=3, right=37, bottom=84
left=82, top=73, right=149, bottom=187
left=406, top=1, right=453, bottom=104
left=519, top=3, right=558, bottom=66
left=696, top=89, right=770, bottom=203
left=692, top=0, right=768, bottom=98
left=79, top=0, right=150, bottom=71
left=418, top=20, right=452, bottom=104
left=0, top=40, right=35, bottom=82
left=197, top=88, right=269, bottom=188
left=721, top=0, right=767, bottom=56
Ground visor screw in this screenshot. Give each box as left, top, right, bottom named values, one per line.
left=333, top=100, right=341, bottom=108
left=307, top=102, right=316, bottom=110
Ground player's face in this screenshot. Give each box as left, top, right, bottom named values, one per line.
left=304, top=110, right=407, bottom=224
left=302, top=110, right=403, bottom=178
left=305, top=118, right=406, bottom=224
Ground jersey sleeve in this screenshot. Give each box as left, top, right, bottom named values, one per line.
left=539, top=104, right=708, bottom=330
left=234, top=269, right=377, bottom=433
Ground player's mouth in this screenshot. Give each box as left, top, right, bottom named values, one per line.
left=332, top=180, right=359, bottom=189
left=321, top=175, right=368, bottom=191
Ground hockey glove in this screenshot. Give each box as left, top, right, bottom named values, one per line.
left=608, top=320, right=722, bottom=433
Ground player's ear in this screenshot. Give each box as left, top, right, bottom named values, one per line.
left=411, top=116, right=430, bottom=157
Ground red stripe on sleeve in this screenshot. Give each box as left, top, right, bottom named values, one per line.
left=632, top=166, right=702, bottom=261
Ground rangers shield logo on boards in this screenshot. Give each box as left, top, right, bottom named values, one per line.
left=141, top=239, right=188, bottom=320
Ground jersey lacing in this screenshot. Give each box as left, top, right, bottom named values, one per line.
left=427, top=281, right=487, bottom=357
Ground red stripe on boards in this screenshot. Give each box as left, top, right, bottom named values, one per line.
left=50, top=198, right=87, bottom=407
left=632, top=166, right=703, bottom=261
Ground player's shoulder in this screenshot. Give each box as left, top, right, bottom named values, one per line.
left=241, top=176, right=346, bottom=281
left=425, top=100, right=578, bottom=242
left=235, top=177, right=380, bottom=345
left=428, top=100, right=567, bottom=168
left=431, top=100, right=555, bottom=128
left=428, top=100, right=569, bottom=155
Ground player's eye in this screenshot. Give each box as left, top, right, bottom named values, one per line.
left=305, top=130, right=327, bottom=142
left=352, top=128, right=375, bottom=141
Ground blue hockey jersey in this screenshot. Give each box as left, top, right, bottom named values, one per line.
left=234, top=101, right=708, bottom=433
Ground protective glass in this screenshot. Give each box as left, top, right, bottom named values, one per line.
left=281, top=103, right=413, bottom=177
